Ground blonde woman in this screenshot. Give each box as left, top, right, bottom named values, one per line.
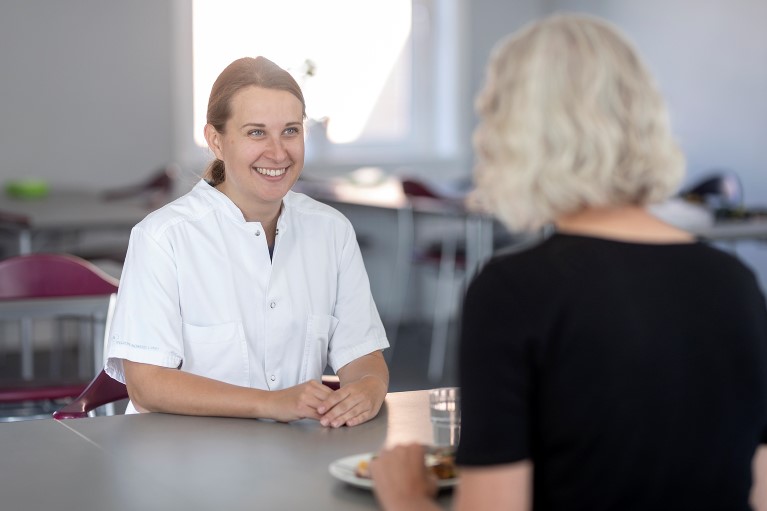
left=372, top=14, right=767, bottom=510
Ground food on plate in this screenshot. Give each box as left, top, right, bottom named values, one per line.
left=355, top=457, right=373, bottom=479
left=427, top=450, right=458, bottom=479
left=354, top=448, right=458, bottom=480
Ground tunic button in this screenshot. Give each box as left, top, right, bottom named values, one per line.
left=255, top=230, right=261, bottom=236
left=270, top=375, right=276, bottom=381
left=270, top=301, right=276, bottom=309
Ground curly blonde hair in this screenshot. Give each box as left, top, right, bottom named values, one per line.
left=472, top=14, right=685, bottom=232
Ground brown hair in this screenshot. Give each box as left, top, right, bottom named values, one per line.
left=203, top=56, right=306, bottom=186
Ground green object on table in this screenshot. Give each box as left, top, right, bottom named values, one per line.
left=5, top=179, right=50, bottom=199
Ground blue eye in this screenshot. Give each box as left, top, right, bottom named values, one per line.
left=284, top=126, right=300, bottom=135
left=248, top=129, right=264, bottom=137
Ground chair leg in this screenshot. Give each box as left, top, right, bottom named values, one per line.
left=0, top=323, right=6, bottom=367
left=51, top=318, right=68, bottom=379
left=20, top=318, right=34, bottom=380
left=78, top=319, right=90, bottom=380
left=464, top=214, right=494, bottom=283
left=384, top=206, right=415, bottom=359
left=428, top=236, right=457, bottom=383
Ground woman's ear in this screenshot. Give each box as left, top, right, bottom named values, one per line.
left=204, top=124, right=224, bottom=161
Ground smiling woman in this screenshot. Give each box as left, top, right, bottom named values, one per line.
left=203, top=58, right=307, bottom=233
left=103, top=56, right=390, bottom=427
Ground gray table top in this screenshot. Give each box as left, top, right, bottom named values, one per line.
left=0, top=390, right=452, bottom=511
left=0, top=295, right=112, bottom=320
left=692, top=218, right=767, bottom=241
left=0, top=190, right=158, bottom=231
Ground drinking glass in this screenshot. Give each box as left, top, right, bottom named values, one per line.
left=429, top=387, right=461, bottom=448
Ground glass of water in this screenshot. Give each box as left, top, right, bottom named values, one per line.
left=429, top=387, right=461, bottom=448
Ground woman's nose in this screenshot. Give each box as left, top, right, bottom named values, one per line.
left=264, top=136, right=287, bottom=161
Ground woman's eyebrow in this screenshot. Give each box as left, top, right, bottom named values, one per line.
left=240, top=121, right=302, bottom=129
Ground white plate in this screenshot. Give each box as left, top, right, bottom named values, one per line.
left=328, top=452, right=459, bottom=490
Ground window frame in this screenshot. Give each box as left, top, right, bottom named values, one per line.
left=171, top=0, right=466, bottom=172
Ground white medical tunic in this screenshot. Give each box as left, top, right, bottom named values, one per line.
left=106, top=180, right=388, bottom=413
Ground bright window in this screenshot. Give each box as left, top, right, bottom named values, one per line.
left=191, top=0, right=459, bottom=163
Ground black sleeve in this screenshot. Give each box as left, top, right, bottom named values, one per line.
left=455, top=261, right=536, bottom=466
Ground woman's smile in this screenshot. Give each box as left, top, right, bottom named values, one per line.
left=254, top=166, right=288, bottom=177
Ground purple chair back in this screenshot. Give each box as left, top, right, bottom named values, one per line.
left=0, top=253, right=119, bottom=300
left=53, top=370, right=128, bottom=420
left=401, top=178, right=440, bottom=199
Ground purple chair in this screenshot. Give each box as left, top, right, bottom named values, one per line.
left=102, top=163, right=180, bottom=205
left=0, top=253, right=119, bottom=421
left=52, top=369, right=128, bottom=420
left=0, top=253, right=119, bottom=300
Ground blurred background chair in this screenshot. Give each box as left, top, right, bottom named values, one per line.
left=102, top=163, right=180, bottom=206
left=398, top=177, right=529, bottom=382
left=398, top=178, right=475, bottom=382
left=679, top=170, right=743, bottom=215
left=52, top=368, right=128, bottom=420
left=0, top=253, right=119, bottom=421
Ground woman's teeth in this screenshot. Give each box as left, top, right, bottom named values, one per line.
left=255, top=167, right=287, bottom=177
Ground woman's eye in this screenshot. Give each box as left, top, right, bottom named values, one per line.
left=284, top=127, right=300, bottom=135
left=248, top=129, right=264, bottom=137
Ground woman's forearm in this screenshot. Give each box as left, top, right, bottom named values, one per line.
left=753, top=446, right=767, bottom=511
left=336, top=350, right=389, bottom=389
left=123, top=359, right=272, bottom=418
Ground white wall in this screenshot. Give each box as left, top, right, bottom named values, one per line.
left=464, top=0, right=543, bottom=153
left=0, top=0, right=175, bottom=191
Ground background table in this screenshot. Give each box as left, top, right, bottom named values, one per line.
left=0, top=190, right=160, bottom=256
left=692, top=218, right=767, bottom=241
left=0, top=390, right=454, bottom=511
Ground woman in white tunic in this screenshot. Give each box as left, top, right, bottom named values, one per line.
left=105, top=56, right=389, bottom=427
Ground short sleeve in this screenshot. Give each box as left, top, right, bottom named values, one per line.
left=455, top=261, right=535, bottom=466
left=105, top=226, right=184, bottom=383
left=326, top=220, right=389, bottom=372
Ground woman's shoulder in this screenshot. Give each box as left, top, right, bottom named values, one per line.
left=134, top=180, right=218, bottom=236
left=483, top=232, right=559, bottom=271
left=472, top=234, right=561, bottom=291
left=284, top=190, right=353, bottom=228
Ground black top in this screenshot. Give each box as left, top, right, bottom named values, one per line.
left=455, top=233, right=767, bottom=510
